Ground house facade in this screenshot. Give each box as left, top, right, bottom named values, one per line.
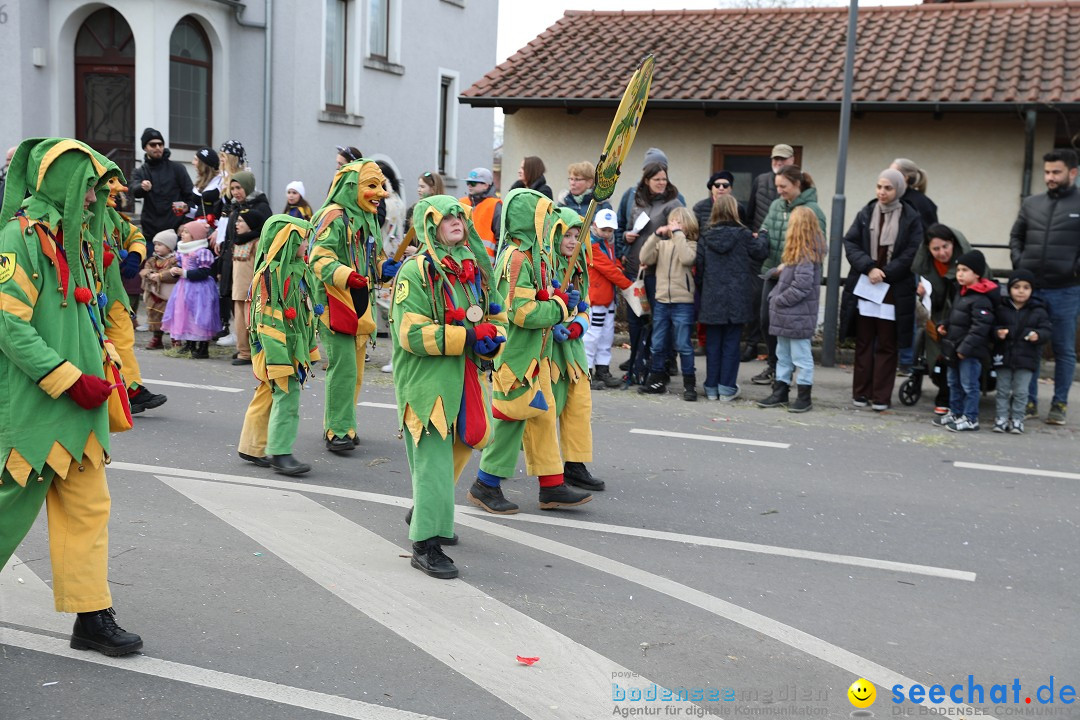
left=1, top=0, right=498, bottom=208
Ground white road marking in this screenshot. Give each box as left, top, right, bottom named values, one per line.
left=954, top=461, right=1080, bottom=481
left=0, top=554, right=72, bottom=633
left=358, top=401, right=397, bottom=409
left=149, top=379, right=245, bottom=393
left=160, top=477, right=698, bottom=719
left=105, top=461, right=975, bottom=580
left=0, top=626, right=444, bottom=720
left=630, top=428, right=790, bottom=449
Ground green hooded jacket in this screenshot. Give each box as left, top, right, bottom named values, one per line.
left=549, top=206, right=591, bottom=377
left=759, top=186, right=827, bottom=272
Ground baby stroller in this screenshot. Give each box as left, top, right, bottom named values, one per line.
left=899, top=320, right=997, bottom=410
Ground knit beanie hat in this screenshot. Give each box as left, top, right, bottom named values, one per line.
left=181, top=220, right=211, bottom=241
left=230, top=170, right=256, bottom=196
left=643, top=147, right=669, bottom=170
left=878, top=168, right=908, bottom=199
left=196, top=147, right=219, bottom=169
left=707, top=171, right=734, bottom=190
left=1007, top=268, right=1036, bottom=289
left=141, top=128, right=164, bottom=148
left=286, top=180, right=306, bottom=199
left=955, top=249, right=987, bottom=278
left=153, top=228, right=178, bottom=252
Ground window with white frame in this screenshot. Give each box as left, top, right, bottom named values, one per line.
left=437, top=73, right=458, bottom=177
left=325, top=0, right=348, bottom=111
left=368, top=0, right=389, bottom=60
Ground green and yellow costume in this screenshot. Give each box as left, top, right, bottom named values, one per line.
left=238, top=215, right=320, bottom=458
left=0, top=138, right=124, bottom=611
left=391, top=196, right=506, bottom=542
left=308, top=160, right=388, bottom=445
left=100, top=187, right=148, bottom=391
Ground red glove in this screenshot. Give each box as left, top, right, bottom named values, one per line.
left=102, top=247, right=115, bottom=267
left=346, top=272, right=368, bottom=289
left=474, top=323, right=497, bottom=341
left=567, top=322, right=584, bottom=340
left=66, top=373, right=113, bottom=410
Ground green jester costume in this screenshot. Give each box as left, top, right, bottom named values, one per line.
left=0, top=138, right=143, bottom=655
left=308, top=160, right=388, bottom=453
left=237, top=215, right=320, bottom=476
left=468, top=189, right=593, bottom=514
left=390, top=195, right=507, bottom=578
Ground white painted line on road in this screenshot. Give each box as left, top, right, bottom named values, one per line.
left=955, top=461, right=1080, bottom=481
left=359, top=401, right=397, bottom=409
left=630, top=428, right=790, bottom=449
left=1, top=554, right=72, bottom=633
left=0, top=626, right=444, bottom=720
left=150, top=379, right=245, bottom=393
left=160, top=477, right=699, bottom=719
left=106, top=461, right=975, bottom=581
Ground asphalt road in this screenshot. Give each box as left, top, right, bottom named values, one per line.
left=2, top=339, right=1077, bottom=720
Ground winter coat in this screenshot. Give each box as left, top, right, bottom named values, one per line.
left=509, top=175, right=553, bottom=201
left=840, top=199, right=923, bottom=347
left=692, top=196, right=747, bottom=231
left=220, top=191, right=272, bottom=300
left=131, top=149, right=196, bottom=239
left=557, top=188, right=610, bottom=218
left=638, top=229, right=697, bottom=304
left=768, top=260, right=822, bottom=339
left=758, top=187, right=827, bottom=272
left=1009, top=183, right=1080, bottom=289
left=620, top=193, right=684, bottom=280
left=614, top=186, right=686, bottom=263
left=746, top=171, right=778, bottom=231
left=695, top=222, right=768, bottom=325
left=910, top=226, right=971, bottom=363
left=587, top=233, right=631, bottom=306
left=941, top=278, right=998, bottom=364
left=901, top=188, right=938, bottom=231
left=993, top=295, right=1051, bottom=372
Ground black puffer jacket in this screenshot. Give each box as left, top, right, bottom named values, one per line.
left=992, top=295, right=1052, bottom=372
left=941, top=278, right=998, bottom=363
left=1009, top=183, right=1080, bottom=289
left=131, top=149, right=195, bottom=239
left=746, top=171, right=778, bottom=230
left=695, top=223, right=767, bottom=325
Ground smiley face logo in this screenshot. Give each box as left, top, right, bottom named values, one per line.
left=848, top=678, right=876, bottom=708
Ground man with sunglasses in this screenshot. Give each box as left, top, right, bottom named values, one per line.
left=131, top=128, right=195, bottom=241
left=692, top=171, right=746, bottom=230
left=459, top=167, right=502, bottom=262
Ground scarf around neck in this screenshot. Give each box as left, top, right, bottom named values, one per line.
left=869, top=199, right=902, bottom=263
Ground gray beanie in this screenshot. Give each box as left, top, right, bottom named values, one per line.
left=643, top=147, right=669, bottom=170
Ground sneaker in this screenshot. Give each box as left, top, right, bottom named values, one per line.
left=1046, top=401, right=1067, bottom=426
left=1025, top=401, right=1037, bottom=419
left=410, top=540, right=459, bottom=579
left=852, top=396, right=869, bottom=408
left=1009, top=419, right=1025, bottom=434
left=992, top=417, right=1009, bottom=433
left=717, top=385, right=741, bottom=402
left=381, top=362, right=393, bottom=373
left=216, top=332, right=237, bottom=346
left=932, top=411, right=956, bottom=427
left=933, top=406, right=949, bottom=416
left=135, top=323, right=149, bottom=332
left=128, top=386, right=167, bottom=414
left=947, top=416, right=979, bottom=432
left=871, top=402, right=891, bottom=412
left=750, top=366, right=775, bottom=385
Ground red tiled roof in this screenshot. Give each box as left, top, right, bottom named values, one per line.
left=462, top=2, right=1080, bottom=110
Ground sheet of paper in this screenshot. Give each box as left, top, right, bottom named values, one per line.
left=631, top=211, right=650, bottom=234
left=854, top=274, right=890, bottom=303
left=858, top=299, right=896, bottom=320
left=918, top=277, right=933, bottom=314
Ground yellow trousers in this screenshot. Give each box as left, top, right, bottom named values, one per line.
left=234, top=300, right=252, bottom=360
left=105, top=301, right=142, bottom=387
left=558, top=377, right=593, bottom=464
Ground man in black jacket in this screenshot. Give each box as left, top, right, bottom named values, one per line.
left=131, top=128, right=195, bottom=241
left=1009, top=148, right=1080, bottom=425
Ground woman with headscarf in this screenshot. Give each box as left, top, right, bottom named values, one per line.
left=391, top=196, right=507, bottom=578
left=309, top=159, right=389, bottom=453
left=841, top=168, right=924, bottom=411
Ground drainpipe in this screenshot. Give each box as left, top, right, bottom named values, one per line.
left=1021, top=108, right=1036, bottom=199
left=207, top=0, right=272, bottom=189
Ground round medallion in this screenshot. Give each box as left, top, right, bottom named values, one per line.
left=465, top=304, right=484, bottom=323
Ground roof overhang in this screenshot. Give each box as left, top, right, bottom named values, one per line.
left=459, top=97, right=1078, bottom=114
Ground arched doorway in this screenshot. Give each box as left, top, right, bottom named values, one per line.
left=75, top=7, right=135, bottom=206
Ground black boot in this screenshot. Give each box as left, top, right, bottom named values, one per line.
left=596, top=365, right=622, bottom=388
left=405, top=506, right=458, bottom=545
left=788, top=384, right=813, bottom=413
left=467, top=480, right=519, bottom=514
left=128, top=385, right=168, bottom=414
left=70, top=608, right=143, bottom=657
left=325, top=434, right=355, bottom=453
left=238, top=451, right=271, bottom=467
left=411, top=539, right=459, bottom=579
left=564, top=461, right=605, bottom=491
left=682, top=374, right=698, bottom=402
left=191, top=341, right=210, bottom=359
left=270, top=454, right=311, bottom=475
left=538, top=483, right=592, bottom=510
left=756, top=381, right=790, bottom=408
left=638, top=372, right=667, bottom=394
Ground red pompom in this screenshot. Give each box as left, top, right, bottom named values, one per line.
left=536, top=289, right=550, bottom=301
left=74, top=287, right=93, bottom=304
left=284, top=307, right=298, bottom=320
left=453, top=307, right=466, bottom=321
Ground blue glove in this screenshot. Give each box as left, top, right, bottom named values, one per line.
left=381, top=258, right=402, bottom=281
left=474, top=335, right=506, bottom=356
left=120, top=250, right=142, bottom=279
left=566, top=285, right=581, bottom=310
left=552, top=324, right=570, bottom=342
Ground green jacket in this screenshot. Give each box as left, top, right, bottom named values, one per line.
left=759, top=187, right=827, bottom=272
left=548, top=207, right=590, bottom=377
left=101, top=207, right=146, bottom=319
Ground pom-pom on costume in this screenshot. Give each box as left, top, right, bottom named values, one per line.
left=308, top=160, right=388, bottom=452
left=0, top=138, right=143, bottom=654
left=236, top=215, right=320, bottom=475
left=390, top=196, right=507, bottom=576
left=470, top=190, right=592, bottom=513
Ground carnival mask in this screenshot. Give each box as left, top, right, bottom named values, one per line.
left=356, top=162, right=389, bottom=213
